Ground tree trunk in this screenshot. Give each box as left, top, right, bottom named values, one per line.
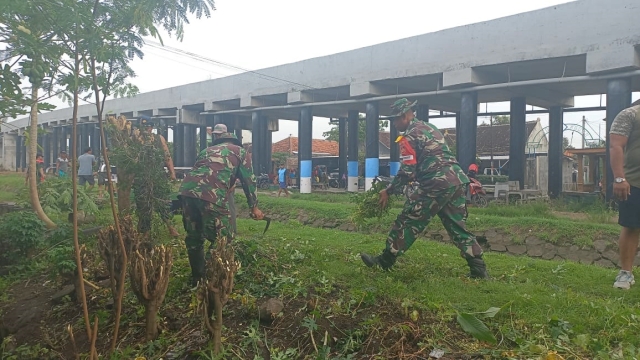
left=144, top=303, right=159, bottom=341
left=28, top=86, right=56, bottom=229
left=213, top=292, right=223, bottom=354
left=116, top=172, right=133, bottom=214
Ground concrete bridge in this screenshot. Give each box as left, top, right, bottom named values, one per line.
left=2, top=0, right=639, bottom=201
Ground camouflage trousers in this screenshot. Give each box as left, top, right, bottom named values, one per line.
left=386, top=184, right=483, bottom=259
left=181, top=196, right=232, bottom=252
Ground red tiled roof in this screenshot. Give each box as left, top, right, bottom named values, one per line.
left=440, top=120, right=539, bottom=156
left=271, top=136, right=339, bottom=156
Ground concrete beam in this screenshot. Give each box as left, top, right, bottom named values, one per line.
left=153, top=108, right=177, bottom=116
left=519, top=86, right=574, bottom=108
left=586, top=45, right=640, bottom=74
left=205, top=101, right=237, bottom=112
left=240, top=95, right=266, bottom=108
left=349, top=81, right=386, bottom=98
left=442, top=68, right=493, bottom=88
left=178, top=108, right=204, bottom=125
left=287, top=91, right=313, bottom=104
left=234, top=117, right=253, bottom=130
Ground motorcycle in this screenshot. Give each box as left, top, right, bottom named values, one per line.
left=328, top=172, right=340, bottom=188
left=468, top=177, right=488, bottom=208
left=256, top=173, right=271, bottom=190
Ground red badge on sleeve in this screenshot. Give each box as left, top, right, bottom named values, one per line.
left=397, top=136, right=417, bottom=165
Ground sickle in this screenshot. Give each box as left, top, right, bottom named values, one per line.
left=251, top=213, right=272, bottom=234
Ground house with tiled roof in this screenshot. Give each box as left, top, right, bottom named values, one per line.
left=439, top=119, right=547, bottom=159
left=379, top=119, right=572, bottom=193
left=271, top=136, right=340, bottom=156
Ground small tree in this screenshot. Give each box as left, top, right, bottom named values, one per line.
left=130, top=245, right=173, bottom=341
left=202, top=238, right=239, bottom=355
left=0, top=2, right=63, bottom=229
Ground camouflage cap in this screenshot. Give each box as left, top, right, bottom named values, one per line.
left=212, top=123, right=227, bottom=134
left=217, top=132, right=237, bottom=140
left=381, top=98, right=417, bottom=119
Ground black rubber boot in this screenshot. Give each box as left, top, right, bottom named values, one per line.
left=361, top=249, right=397, bottom=270
left=466, top=255, right=490, bottom=279
left=187, top=247, right=206, bottom=287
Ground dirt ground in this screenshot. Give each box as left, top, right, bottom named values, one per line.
left=0, top=275, right=481, bottom=359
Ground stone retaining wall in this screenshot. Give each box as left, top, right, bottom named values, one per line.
left=240, top=210, right=628, bottom=269
left=0, top=202, right=24, bottom=216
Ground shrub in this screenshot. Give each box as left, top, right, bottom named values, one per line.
left=0, top=211, right=46, bottom=265
left=17, top=177, right=99, bottom=216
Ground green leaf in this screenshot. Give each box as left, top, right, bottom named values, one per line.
left=456, top=312, right=496, bottom=344
left=473, top=306, right=502, bottom=319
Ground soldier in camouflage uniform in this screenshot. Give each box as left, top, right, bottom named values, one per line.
left=179, top=129, right=264, bottom=286
left=360, top=98, right=489, bottom=279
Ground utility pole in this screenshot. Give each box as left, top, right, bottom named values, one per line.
left=490, top=115, right=494, bottom=180
left=581, top=116, right=586, bottom=149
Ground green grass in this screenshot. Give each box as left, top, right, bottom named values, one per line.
left=241, top=194, right=620, bottom=247
left=0, top=172, right=25, bottom=202
left=1, top=186, right=636, bottom=359
left=232, top=218, right=640, bottom=359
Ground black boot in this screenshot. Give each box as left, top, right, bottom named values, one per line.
left=361, top=249, right=396, bottom=270
left=466, top=255, right=489, bottom=279
left=187, top=247, right=206, bottom=287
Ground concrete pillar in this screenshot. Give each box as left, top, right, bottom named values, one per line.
left=509, top=97, right=527, bottom=190
left=21, top=136, right=27, bottom=170
left=82, top=124, right=90, bottom=153
left=265, top=124, right=272, bottom=175
left=251, top=111, right=262, bottom=176
left=458, top=93, right=478, bottom=173
left=338, top=117, right=347, bottom=181
left=605, top=78, right=632, bottom=203
left=258, top=116, right=270, bottom=175
left=37, top=130, right=44, bottom=158
left=93, top=125, right=102, bottom=166
left=184, top=124, right=197, bottom=166
left=299, top=107, right=313, bottom=193
left=1, top=134, right=17, bottom=171
left=199, top=126, right=208, bottom=151
left=235, top=128, right=243, bottom=145
left=52, top=127, right=59, bottom=166
left=60, top=126, right=68, bottom=153
left=173, top=124, right=184, bottom=167
left=43, top=131, right=51, bottom=168
left=548, top=107, right=564, bottom=199
left=390, top=125, right=400, bottom=176
left=161, top=125, right=169, bottom=141
left=365, top=102, right=380, bottom=190
left=75, top=125, right=82, bottom=156
left=417, top=104, right=430, bottom=123
left=455, top=112, right=461, bottom=160
left=347, top=110, right=359, bottom=192
left=15, top=135, right=22, bottom=172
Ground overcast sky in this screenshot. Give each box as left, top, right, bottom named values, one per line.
left=38, top=0, right=640, bottom=147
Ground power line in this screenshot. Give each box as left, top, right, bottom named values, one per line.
left=143, top=47, right=237, bottom=78
left=144, top=40, right=319, bottom=91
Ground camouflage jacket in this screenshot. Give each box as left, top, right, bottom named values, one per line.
left=387, top=119, right=469, bottom=195
left=179, top=134, right=258, bottom=210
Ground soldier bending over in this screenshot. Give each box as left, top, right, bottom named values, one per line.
left=360, top=98, right=489, bottom=279
left=178, top=130, right=264, bottom=286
